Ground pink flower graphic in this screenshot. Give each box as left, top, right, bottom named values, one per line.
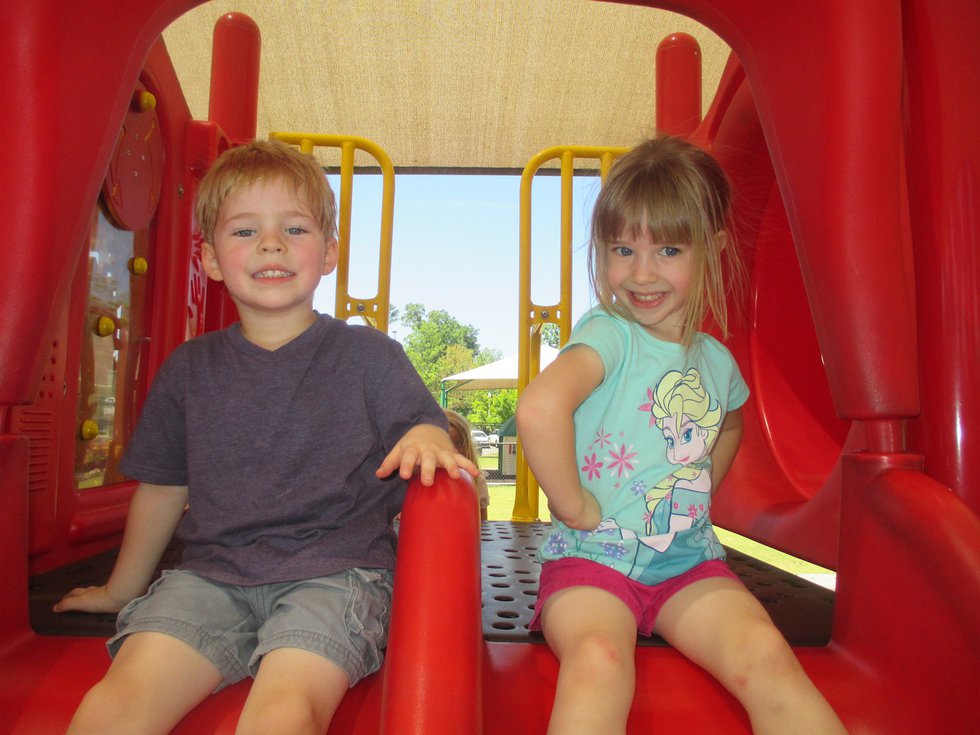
left=606, top=443, right=637, bottom=479
left=593, top=426, right=612, bottom=449
left=637, top=387, right=658, bottom=427
left=581, top=453, right=604, bottom=481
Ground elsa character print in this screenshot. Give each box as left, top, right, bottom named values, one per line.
left=598, top=367, right=721, bottom=553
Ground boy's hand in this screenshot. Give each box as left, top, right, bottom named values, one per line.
left=377, top=423, right=480, bottom=486
left=53, top=584, right=130, bottom=614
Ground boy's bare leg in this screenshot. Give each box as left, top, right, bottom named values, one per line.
left=236, top=647, right=350, bottom=735
left=540, top=586, right=638, bottom=735
left=67, top=632, right=223, bottom=735
left=654, top=576, right=848, bottom=735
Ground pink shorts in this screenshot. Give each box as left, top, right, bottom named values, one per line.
left=530, top=557, right=739, bottom=637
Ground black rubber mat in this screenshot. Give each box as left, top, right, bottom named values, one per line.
left=480, top=522, right=835, bottom=647
left=30, top=522, right=834, bottom=646
left=29, top=541, right=183, bottom=637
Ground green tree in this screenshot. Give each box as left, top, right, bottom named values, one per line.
left=397, top=304, right=501, bottom=413
left=541, top=322, right=561, bottom=348
left=468, top=389, right=517, bottom=433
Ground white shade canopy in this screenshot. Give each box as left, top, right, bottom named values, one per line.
left=441, top=346, right=559, bottom=392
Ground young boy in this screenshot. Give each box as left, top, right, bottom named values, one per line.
left=55, top=139, right=477, bottom=735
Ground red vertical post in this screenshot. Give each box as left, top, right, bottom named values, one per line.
left=208, top=12, right=261, bottom=144
left=656, top=32, right=702, bottom=138
left=381, top=472, right=483, bottom=734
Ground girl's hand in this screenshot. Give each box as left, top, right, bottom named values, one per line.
left=377, top=423, right=479, bottom=486
left=53, top=584, right=130, bottom=614
left=549, top=487, right=602, bottom=531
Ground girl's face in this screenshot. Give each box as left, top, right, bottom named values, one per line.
left=603, top=225, right=694, bottom=342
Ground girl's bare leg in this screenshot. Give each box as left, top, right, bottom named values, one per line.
left=540, top=586, right=638, bottom=735
left=654, top=576, right=848, bottom=735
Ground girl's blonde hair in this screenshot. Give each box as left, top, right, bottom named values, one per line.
left=588, top=136, right=743, bottom=346
left=444, top=409, right=480, bottom=466
left=194, top=139, right=338, bottom=245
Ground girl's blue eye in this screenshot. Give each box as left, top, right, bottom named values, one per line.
left=682, top=428, right=693, bottom=443
left=613, top=246, right=633, bottom=256
left=660, top=246, right=681, bottom=257
left=665, top=437, right=675, bottom=450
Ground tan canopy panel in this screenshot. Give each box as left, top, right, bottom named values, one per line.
left=162, top=1, right=730, bottom=172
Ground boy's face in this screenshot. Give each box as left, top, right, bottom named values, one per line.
left=202, top=176, right=337, bottom=324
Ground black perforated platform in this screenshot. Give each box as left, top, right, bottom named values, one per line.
left=29, top=542, right=184, bottom=637
left=30, top=522, right=834, bottom=647
left=480, top=522, right=835, bottom=647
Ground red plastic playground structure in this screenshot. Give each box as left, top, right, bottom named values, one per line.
left=0, top=1, right=977, bottom=733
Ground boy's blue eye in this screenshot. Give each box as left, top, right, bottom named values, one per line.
left=286, top=226, right=307, bottom=235
left=233, top=228, right=256, bottom=237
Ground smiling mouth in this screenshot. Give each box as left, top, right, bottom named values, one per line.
left=253, top=269, right=295, bottom=279
left=629, top=291, right=666, bottom=306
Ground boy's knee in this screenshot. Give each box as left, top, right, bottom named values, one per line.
left=237, top=696, right=330, bottom=735
left=69, top=680, right=154, bottom=735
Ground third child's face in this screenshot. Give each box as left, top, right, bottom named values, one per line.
left=204, top=177, right=336, bottom=322
left=604, top=226, right=694, bottom=343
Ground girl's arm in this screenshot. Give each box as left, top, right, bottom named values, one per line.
left=54, top=482, right=188, bottom=613
left=516, top=344, right=605, bottom=530
left=710, top=407, right=744, bottom=492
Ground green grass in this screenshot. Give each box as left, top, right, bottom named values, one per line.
left=477, top=454, right=498, bottom=471
left=486, top=483, right=550, bottom=522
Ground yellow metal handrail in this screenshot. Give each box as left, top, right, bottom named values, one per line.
left=270, top=132, right=395, bottom=332
left=513, top=145, right=628, bottom=521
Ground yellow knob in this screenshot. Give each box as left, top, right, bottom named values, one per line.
left=135, top=90, right=157, bottom=112
left=93, top=316, right=115, bottom=337
left=129, top=256, right=148, bottom=275
left=79, top=420, right=100, bottom=441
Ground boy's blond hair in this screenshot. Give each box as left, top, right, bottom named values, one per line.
left=588, top=136, right=744, bottom=346
left=194, top=139, right=338, bottom=244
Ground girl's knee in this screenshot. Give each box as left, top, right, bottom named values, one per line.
left=723, top=620, right=801, bottom=692
left=562, top=630, right=634, bottom=680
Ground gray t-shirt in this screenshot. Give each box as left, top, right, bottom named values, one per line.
left=119, top=314, right=447, bottom=585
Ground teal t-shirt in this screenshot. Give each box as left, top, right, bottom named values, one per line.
left=537, top=308, right=749, bottom=585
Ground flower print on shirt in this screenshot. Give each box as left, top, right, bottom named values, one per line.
left=605, top=442, right=637, bottom=485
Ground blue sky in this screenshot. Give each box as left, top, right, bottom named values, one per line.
left=313, top=173, right=603, bottom=356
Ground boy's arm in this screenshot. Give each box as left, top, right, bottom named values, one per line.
left=710, top=407, right=744, bottom=493
left=376, top=423, right=480, bottom=487
left=54, top=482, right=188, bottom=613
left=516, top=345, right=605, bottom=531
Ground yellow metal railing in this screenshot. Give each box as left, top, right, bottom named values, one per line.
left=270, top=132, right=395, bottom=332
left=513, top=145, right=629, bottom=521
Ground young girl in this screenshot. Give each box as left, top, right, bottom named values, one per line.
left=444, top=409, right=491, bottom=521
left=516, top=136, right=847, bottom=734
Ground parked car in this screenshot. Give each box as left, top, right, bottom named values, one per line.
left=471, top=429, right=491, bottom=446
left=487, top=432, right=500, bottom=445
